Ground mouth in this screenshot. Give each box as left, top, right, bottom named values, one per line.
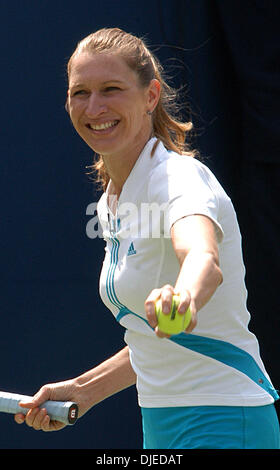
left=86, top=120, right=119, bottom=133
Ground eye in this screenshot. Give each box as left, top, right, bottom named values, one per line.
left=72, top=89, right=88, bottom=97
left=104, top=86, right=120, bottom=92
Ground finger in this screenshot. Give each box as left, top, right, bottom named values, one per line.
left=145, top=288, right=162, bottom=327
left=25, top=407, right=46, bottom=430
left=40, top=414, right=52, bottom=432
left=33, top=408, right=49, bottom=431
left=159, top=285, right=175, bottom=314
left=33, top=408, right=54, bottom=431
left=19, top=400, right=38, bottom=410
left=19, top=386, right=51, bottom=410
left=43, top=418, right=67, bottom=432
left=175, top=289, right=191, bottom=314
left=154, top=325, right=171, bottom=339
left=17, top=408, right=65, bottom=432
left=14, top=413, right=26, bottom=424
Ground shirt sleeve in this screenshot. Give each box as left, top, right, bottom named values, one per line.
left=148, top=156, right=224, bottom=242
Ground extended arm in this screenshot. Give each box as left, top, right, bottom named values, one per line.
left=145, top=214, right=223, bottom=337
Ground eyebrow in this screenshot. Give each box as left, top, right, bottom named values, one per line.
left=102, top=80, right=124, bottom=84
left=70, top=79, right=124, bottom=89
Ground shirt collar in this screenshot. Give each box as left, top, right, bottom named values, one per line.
left=106, top=137, right=166, bottom=207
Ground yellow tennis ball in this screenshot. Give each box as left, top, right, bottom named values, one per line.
left=155, top=294, right=191, bottom=335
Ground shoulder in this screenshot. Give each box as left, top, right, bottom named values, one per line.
left=149, top=146, right=215, bottom=197
left=151, top=144, right=210, bottom=179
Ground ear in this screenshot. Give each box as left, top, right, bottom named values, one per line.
left=147, top=79, right=161, bottom=113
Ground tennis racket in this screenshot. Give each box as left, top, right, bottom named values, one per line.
left=0, top=391, right=78, bottom=425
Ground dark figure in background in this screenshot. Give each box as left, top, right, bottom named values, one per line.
left=161, top=0, right=280, bottom=412
left=213, top=2, right=280, bottom=412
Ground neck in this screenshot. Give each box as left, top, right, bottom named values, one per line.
left=102, top=132, right=153, bottom=199
left=104, top=155, right=135, bottom=199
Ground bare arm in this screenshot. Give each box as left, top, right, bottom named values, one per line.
left=74, top=346, right=136, bottom=409
left=15, top=346, right=136, bottom=431
left=145, top=215, right=223, bottom=337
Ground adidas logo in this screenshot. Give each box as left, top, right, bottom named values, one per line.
left=127, top=242, right=137, bottom=256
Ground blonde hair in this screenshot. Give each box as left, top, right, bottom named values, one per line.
left=67, top=28, right=197, bottom=190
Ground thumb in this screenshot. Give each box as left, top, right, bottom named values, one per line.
left=19, top=388, right=50, bottom=409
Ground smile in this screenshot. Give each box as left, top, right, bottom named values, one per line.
left=87, top=120, right=119, bottom=131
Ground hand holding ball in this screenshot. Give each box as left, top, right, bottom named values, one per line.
left=155, top=294, right=191, bottom=335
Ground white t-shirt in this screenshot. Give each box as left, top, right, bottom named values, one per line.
left=97, top=137, right=278, bottom=408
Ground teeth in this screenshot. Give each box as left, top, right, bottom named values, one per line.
left=90, top=121, right=118, bottom=131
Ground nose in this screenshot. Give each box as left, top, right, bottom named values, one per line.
left=85, top=92, right=107, bottom=118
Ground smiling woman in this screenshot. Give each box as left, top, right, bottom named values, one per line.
left=14, top=28, right=280, bottom=450
left=67, top=51, right=159, bottom=191
left=66, top=28, right=195, bottom=193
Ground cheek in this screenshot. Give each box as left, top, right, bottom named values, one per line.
left=68, top=103, right=76, bottom=120
left=126, top=102, right=146, bottom=129
left=69, top=105, right=83, bottom=128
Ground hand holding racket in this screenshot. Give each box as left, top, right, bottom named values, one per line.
left=11, top=381, right=80, bottom=431
left=0, top=391, right=78, bottom=427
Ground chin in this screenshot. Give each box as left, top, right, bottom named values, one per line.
left=89, top=135, right=128, bottom=157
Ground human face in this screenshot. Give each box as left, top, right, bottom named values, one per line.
left=68, top=52, right=159, bottom=163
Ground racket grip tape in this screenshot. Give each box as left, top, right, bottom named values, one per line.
left=0, top=391, right=78, bottom=425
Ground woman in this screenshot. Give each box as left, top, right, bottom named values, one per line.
left=15, top=28, right=279, bottom=449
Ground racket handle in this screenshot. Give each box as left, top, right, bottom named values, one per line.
left=0, top=391, right=78, bottom=425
